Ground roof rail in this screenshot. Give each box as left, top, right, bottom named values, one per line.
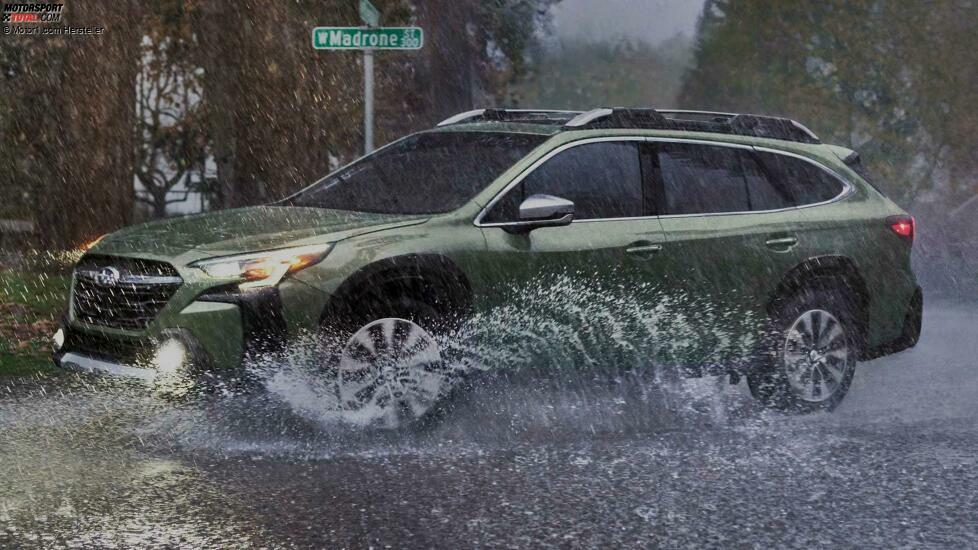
left=563, top=107, right=820, bottom=144
left=564, top=108, right=613, bottom=127
left=436, top=109, right=581, bottom=127
left=437, top=109, right=487, bottom=126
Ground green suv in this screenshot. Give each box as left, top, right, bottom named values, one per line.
left=54, top=108, right=922, bottom=427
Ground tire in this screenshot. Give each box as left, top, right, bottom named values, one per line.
left=748, top=286, right=859, bottom=413
left=319, top=294, right=461, bottom=430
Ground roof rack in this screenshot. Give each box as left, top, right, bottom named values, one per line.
left=565, top=107, right=820, bottom=144
left=436, top=109, right=581, bottom=127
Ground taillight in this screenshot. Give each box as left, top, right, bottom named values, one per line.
left=887, top=215, right=915, bottom=243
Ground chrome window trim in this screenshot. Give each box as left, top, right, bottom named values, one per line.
left=473, top=137, right=854, bottom=227
left=652, top=142, right=854, bottom=220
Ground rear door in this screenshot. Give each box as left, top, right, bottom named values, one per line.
left=474, top=138, right=668, bottom=314
left=649, top=140, right=809, bottom=366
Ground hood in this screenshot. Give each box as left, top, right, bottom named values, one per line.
left=96, top=206, right=428, bottom=261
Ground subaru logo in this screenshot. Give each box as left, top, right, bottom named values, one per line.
left=95, top=266, right=121, bottom=286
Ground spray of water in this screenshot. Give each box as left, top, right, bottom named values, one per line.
left=247, top=275, right=762, bottom=440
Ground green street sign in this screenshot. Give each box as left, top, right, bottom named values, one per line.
left=359, top=0, right=380, bottom=26
left=312, top=27, right=423, bottom=50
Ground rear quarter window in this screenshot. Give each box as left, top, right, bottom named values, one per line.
left=755, top=151, right=845, bottom=206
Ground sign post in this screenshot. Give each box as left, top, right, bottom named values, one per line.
left=359, top=0, right=380, bottom=26
left=363, top=48, right=374, bottom=153
left=359, top=0, right=379, bottom=153
left=312, top=1, right=424, bottom=155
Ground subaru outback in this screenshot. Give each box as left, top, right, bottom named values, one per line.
left=54, top=108, right=923, bottom=428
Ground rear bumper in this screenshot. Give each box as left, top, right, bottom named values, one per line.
left=862, top=286, right=923, bottom=360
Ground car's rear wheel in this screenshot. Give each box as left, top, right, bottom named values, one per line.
left=748, top=288, right=858, bottom=413
left=321, top=297, right=459, bottom=430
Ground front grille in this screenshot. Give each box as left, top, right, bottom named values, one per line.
left=72, top=255, right=183, bottom=330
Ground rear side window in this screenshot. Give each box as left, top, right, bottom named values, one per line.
left=742, top=154, right=795, bottom=211
left=656, top=143, right=751, bottom=215
left=484, top=141, right=643, bottom=222
left=754, top=152, right=845, bottom=206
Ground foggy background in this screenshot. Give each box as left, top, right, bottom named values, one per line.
left=0, top=0, right=975, bottom=294
left=2, top=4, right=978, bottom=546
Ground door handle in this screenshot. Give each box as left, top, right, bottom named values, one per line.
left=765, top=236, right=798, bottom=250
left=625, top=242, right=663, bottom=255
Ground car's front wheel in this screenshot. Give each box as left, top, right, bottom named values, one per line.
left=335, top=316, right=454, bottom=428
left=321, top=297, right=460, bottom=430
left=748, top=288, right=859, bottom=412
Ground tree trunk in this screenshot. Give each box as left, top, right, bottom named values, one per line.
left=416, top=0, right=476, bottom=125
left=28, top=0, right=140, bottom=248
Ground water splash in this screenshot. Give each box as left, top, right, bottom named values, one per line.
left=248, top=275, right=761, bottom=437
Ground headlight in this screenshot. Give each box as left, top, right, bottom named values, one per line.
left=81, top=234, right=105, bottom=252
left=190, top=243, right=333, bottom=290
left=52, top=328, right=65, bottom=352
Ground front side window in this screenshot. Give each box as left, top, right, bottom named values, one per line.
left=484, top=141, right=643, bottom=222
left=287, top=132, right=545, bottom=215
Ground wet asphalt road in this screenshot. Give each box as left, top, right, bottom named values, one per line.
left=2, top=299, right=977, bottom=548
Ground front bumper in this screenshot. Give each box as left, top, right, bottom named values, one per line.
left=54, top=279, right=329, bottom=380
left=53, top=325, right=211, bottom=383
left=56, top=351, right=157, bottom=383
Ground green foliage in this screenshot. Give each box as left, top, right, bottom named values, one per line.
left=476, top=0, right=560, bottom=80
left=680, top=0, right=978, bottom=206
left=0, top=270, right=71, bottom=316
left=511, top=35, right=692, bottom=109
left=0, top=270, right=70, bottom=377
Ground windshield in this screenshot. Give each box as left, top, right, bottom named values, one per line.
left=286, top=132, right=546, bottom=215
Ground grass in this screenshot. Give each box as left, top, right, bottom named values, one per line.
left=0, top=270, right=71, bottom=377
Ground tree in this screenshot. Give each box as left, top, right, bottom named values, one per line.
left=190, top=0, right=561, bottom=209
left=680, top=0, right=978, bottom=206
left=134, top=1, right=209, bottom=218
left=191, top=0, right=363, bottom=208
left=509, top=35, right=693, bottom=110
left=5, top=0, right=140, bottom=248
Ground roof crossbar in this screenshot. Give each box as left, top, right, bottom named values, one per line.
left=436, top=109, right=580, bottom=127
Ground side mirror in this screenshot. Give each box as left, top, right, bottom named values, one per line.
left=505, top=194, right=575, bottom=233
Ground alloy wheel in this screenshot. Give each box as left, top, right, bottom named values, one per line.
left=336, top=317, right=449, bottom=428
left=782, top=309, right=853, bottom=403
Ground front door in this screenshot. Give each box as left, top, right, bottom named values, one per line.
left=472, top=138, right=668, bottom=368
